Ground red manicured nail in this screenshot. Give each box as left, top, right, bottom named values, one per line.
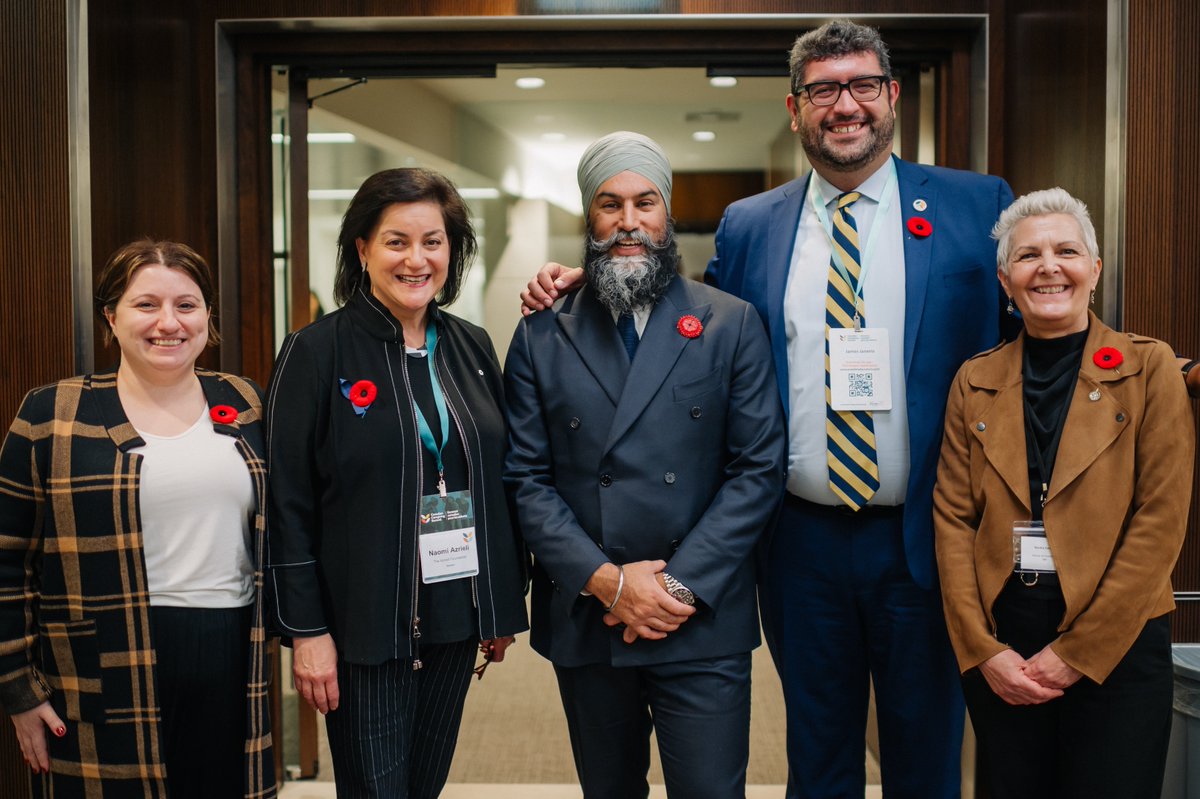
left=55, top=726, right=66, bottom=737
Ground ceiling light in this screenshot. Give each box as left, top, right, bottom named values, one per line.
left=308, top=189, right=358, bottom=200
left=692, top=131, right=717, bottom=142
left=541, top=132, right=566, bottom=142
left=709, top=76, right=738, bottom=88
left=270, top=132, right=357, bottom=145
left=458, top=188, right=502, bottom=200
left=515, top=77, right=546, bottom=89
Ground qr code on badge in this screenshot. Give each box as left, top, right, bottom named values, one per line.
left=848, top=373, right=873, bottom=398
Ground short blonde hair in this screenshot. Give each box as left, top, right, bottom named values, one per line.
left=992, top=187, right=1099, bottom=275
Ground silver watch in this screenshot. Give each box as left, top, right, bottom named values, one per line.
left=662, top=573, right=695, bottom=606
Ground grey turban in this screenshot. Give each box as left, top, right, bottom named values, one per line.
left=577, top=131, right=672, bottom=213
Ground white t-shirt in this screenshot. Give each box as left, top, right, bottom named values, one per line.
left=131, top=412, right=255, bottom=607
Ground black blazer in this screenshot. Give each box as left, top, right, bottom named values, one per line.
left=266, top=288, right=528, bottom=665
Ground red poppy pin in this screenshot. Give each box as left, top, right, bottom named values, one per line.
left=1093, top=347, right=1123, bottom=369
left=907, top=216, right=932, bottom=238
left=340, top=378, right=378, bottom=417
left=210, top=405, right=238, bottom=424
left=677, top=315, right=703, bottom=339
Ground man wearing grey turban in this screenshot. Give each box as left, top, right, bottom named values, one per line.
left=504, top=132, right=786, bottom=797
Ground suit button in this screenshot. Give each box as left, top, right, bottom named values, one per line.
left=976, top=422, right=986, bottom=431
left=569, top=417, right=581, bottom=429
left=600, top=473, right=612, bottom=487
left=690, top=406, right=702, bottom=419
left=1116, top=413, right=1125, bottom=422
left=664, top=472, right=676, bottom=484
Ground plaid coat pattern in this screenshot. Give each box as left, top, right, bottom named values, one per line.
left=0, top=370, right=276, bottom=797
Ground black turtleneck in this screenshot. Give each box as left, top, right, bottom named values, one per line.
left=1022, top=327, right=1089, bottom=521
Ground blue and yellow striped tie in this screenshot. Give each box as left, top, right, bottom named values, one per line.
left=825, top=191, right=880, bottom=510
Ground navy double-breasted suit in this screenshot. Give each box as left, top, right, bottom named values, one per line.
left=503, top=275, right=785, bottom=667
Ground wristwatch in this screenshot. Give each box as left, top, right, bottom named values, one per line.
left=662, top=573, right=695, bottom=606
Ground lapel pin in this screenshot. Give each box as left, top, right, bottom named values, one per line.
left=677, top=315, right=703, bottom=339
left=1088, top=389, right=1101, bottom=401
left=913, top=198, right=927, bottom=212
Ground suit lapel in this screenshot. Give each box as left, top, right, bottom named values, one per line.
left=557, top=285, right=630, bottom=407
left=1046, top=317, right=1138, bottom=501
left=970, top=340, right=1032, bottom=510
left=766, top=176, right=808, bottom=416
left=897, top=157, right=936, bottom=380
left=603, top=277, right=710, bottom=454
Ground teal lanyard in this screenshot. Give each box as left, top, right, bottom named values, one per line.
left=412, top=321, right=450, bottom=497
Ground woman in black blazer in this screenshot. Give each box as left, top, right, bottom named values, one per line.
left=266, top=168, right=528, bottom=798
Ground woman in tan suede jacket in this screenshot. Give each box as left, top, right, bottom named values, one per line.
left=934, top=188, right=1195, bottom=799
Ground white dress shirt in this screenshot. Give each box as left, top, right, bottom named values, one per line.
left=783, top=161, right=910, bottom=506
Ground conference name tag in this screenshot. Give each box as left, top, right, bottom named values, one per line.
left=419, top=489, right=479, bottom=584
left=828, top=328, right=892, bottom=411
left=1012, top=521, right=1056, bottom=573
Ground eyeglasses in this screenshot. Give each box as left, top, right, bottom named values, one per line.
left=795, top=75, right=888, bottom=107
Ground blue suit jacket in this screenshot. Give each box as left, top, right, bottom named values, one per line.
left=704, top=156, right=1014, bottom=589
left=504, top=275, right=786, bottom=667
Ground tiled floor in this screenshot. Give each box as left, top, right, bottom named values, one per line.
left=278, top=783, right=885, bottom=798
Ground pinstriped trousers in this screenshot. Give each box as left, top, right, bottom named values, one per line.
left=325, top=639, right=476, bottom=798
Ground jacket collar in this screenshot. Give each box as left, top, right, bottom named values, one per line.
left=346, top=284, right=443, bottom=344
left=91, top=368, right=258, bottom=452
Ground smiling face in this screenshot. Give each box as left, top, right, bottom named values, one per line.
left=787, top=51, right=898, bottom=184
left=357, top=201, right=450, bottom=326
left=587, top=171, right=669, bottom=258
left=999, top=213, right=1101, bottom=339
left=105, top=264, right=210, bottom=380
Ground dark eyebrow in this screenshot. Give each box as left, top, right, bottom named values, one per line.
left=595, top=190, right=660, bottom=201
left=380, top=228, right=446, bottom=237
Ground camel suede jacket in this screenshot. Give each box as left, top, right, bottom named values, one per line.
left=934, top=312, right=1195, bottom=684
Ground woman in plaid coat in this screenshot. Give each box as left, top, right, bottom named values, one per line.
left=0, top=241, right=275, bottom=797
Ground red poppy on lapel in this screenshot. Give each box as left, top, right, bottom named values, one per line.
left=340, top=378, right=378, bottom=417
left=1093, top=347, right=1123, bottom=369
left=210, top=405, right=238, bottom=424
left=906, top=216, right=932, bottom=238
left=677, top=315, right=703, bottom=339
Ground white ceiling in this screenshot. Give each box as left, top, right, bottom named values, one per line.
left=306, top=65, right=794, bottom=176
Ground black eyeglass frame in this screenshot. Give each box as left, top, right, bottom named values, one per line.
left=793, top=75, right=891, bottom=107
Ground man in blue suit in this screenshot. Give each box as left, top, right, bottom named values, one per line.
left=521, top=20, right=1014, bottom=799
left=704, top=20, right=1013, bottom=799
left=504, top=131, right=785, bottom=798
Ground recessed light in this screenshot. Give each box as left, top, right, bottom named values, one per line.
left=692, top=131, right=717, bottom=142
left=516, top=77, right=546, bottom=89
left=541, top=132, right=566, bottom=142
left=709, top=76, right=738, bottom=88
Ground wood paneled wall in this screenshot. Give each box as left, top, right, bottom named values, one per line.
left=0, top=4, right=72, bottom=791
left=1124, top=0, right=1200, bottom=639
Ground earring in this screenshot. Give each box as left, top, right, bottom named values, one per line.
left=1090, top=290, right=1096, bottom=306
left=361, top=261, right=367, bottom=272
left=1006, top=297, right=1015, bottom=316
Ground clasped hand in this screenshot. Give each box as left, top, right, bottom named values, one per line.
left=587, top=560, right=695, bottom=644
left=980, top=645, right=1083, bottom=705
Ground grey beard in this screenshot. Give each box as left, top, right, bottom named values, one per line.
left=582, top=226, right=680, bottom=316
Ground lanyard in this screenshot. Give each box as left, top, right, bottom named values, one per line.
left=412, top=321, right=450, bottom=497
left=808, top=160, right=897, bottom=328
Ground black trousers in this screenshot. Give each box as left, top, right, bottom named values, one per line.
left=325, top=639, right=476, bottom=799
left=553, top=652, right=752, bottom=799
left=150, top=604, right=252, bottom=799
left=963, top=579, right=1173, bottom=799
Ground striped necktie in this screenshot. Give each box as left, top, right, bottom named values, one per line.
left=825, top=191, right=880, bottom=510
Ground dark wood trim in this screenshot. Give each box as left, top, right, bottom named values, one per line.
left=287, top=69, right=312, bottom=336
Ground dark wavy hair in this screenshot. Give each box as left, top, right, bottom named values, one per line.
left=332, top=168, right=477, bottom=308
left=94, top=239, right=220, bottom=346
left=789, top=19, right=893, bottom=95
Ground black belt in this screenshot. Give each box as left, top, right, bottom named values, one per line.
left=785, top=493, right=904, bottom=517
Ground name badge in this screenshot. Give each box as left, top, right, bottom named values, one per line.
left=828, top=328, right=892, bottom=411
left=1012, top=520, right=1056, bottom=573
left=419, top=489, right=479, bottom=584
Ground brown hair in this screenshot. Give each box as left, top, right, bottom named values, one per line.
left=94, top=239, right=220, bottom=346
left=333, top=168, right=477, bottom=308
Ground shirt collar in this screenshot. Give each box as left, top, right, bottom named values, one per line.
left=813, top=158, right=893, bottom=207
